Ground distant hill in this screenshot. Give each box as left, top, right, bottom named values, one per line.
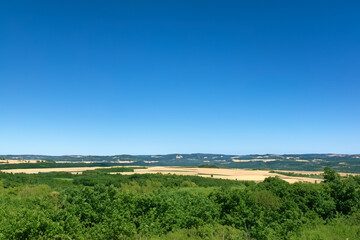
left=1, top=153, right=360, bottom=173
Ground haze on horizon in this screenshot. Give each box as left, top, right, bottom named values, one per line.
left=1, top=1, right=359, bottom=155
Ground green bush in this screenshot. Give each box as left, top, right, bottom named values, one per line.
left=0, top=168, right=359, bottom=239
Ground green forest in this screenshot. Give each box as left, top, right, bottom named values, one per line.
left=0, top=167, right=359, bottom=239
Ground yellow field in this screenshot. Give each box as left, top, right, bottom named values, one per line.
left=114, top=166, right=322, bottom=183
left=0, top=166, right=334, bottom=183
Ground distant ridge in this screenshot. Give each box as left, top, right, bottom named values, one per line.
left=1, top=153, right=360, bottom=173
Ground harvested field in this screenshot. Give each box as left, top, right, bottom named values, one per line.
left=231, top=159, right=277, bottom=162
left=114, top=166, right=323, bottom=183
left=0, top=166, right=115, bottom=174
left=2, top=166, right=357, bottom=183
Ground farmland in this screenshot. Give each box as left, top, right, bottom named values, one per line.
left=1, top=155, right=360, bottom=239
left=1, top=166, right=332, bottom=183
left=1, top=167, right=360, bottom=239
left=2, top=153, right=360, bottom=173
left=110, top=167, right=325, bottom=183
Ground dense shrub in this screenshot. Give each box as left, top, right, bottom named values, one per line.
left=0, top=168, right=359, bottom=239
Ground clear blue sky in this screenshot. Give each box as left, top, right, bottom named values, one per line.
left=1, top=0, right=359, bottom=155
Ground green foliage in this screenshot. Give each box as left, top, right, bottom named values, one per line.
left=82, top=167, right=138, bottom=175
left=198, top=164, right=219, bottom=168
left=270, top=170, right=323, bottom=179
left=180, top=180, right=197, bottom=187
left=155, top=224, right=245, bottom=240
left=323, top=167, right=340, bottom=183
left=252, top=190, right=281, bottom=210
left=0, top=167, right=359, bottom=239
left=291, top=211, right=360, bottom=240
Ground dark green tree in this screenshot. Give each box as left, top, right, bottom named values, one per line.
left=323, top=167, right=340, bottom=183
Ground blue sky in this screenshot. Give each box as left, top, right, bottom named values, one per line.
left=1, top=1, right=359, bottom=155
